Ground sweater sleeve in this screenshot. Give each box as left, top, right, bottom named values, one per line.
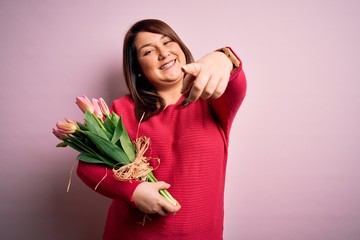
left=209, top=54, right=247, bottom=139
left=77, top=161, right=141, bottom=205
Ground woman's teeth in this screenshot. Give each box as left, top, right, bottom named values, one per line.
left=161, top=60, right=175, bottom=70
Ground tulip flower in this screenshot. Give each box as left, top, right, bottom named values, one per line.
left=98, top=98, right=110, bottom=116
left=92, top=98, right=103, bottom=119
left=52, top=128, right=68, bottom=140
left=56, top=120, right=78, bottom=134
left=76, top=95, right=94, bottom=114
left=65, top=117, right=78, bottom=125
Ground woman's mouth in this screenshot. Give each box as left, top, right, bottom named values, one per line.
left=160, top=59, right=176, bottom=70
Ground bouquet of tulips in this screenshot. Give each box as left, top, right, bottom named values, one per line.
left=52, top=95, right=178, bottom=206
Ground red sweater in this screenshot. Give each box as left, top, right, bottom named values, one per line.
left=77, top=65, right=246, bottom=240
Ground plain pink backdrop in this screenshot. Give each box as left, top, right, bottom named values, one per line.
left=1, top=0, right=359, bottom=239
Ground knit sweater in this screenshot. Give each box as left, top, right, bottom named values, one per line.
left=77, top=65, right=246, bottom=240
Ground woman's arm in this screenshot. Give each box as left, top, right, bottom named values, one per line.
left=76, top=161, right=141, bottom=204
left=181, top=47, right=247, bottom=136
left=210, top=67, right=247, bottom=138
left=77, top=160, right=181, bottom=215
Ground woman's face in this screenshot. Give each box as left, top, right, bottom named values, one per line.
left=134, top=31, right=186, bottom=92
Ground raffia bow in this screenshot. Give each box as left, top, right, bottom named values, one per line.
left=112, top=136, right=156, bottom=182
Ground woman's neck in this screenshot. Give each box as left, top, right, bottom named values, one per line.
left=158, top=87, right=183, bottom=107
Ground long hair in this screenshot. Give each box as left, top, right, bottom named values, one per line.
left=122, top=19, right=194, bottom=121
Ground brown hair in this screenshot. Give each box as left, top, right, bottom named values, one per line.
left=122, top=19, right=194, bottom=121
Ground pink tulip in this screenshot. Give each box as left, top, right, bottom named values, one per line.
left=91, top=98, right=103, bottom=119
left=75, top=95, right=94, bottom=114
left=98, top=98, right=110, bottom=116
left=52, top=128, right=68, bottom=140
left=65, top=117, right=78, bottom=125
left=56, top=121, right=78, bottom=134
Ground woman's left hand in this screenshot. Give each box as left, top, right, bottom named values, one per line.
left=181, top=51, right=233, bottom=102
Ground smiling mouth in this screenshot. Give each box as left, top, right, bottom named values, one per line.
left=160, top=59, right=176, bottom=70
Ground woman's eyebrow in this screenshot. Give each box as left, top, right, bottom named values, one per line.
left=138, top=35, right=167, bottom=51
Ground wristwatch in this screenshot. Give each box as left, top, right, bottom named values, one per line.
left=217, top=47, right=241, bottom=72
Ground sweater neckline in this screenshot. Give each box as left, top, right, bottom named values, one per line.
left=163, top=94, right=186, bottom=111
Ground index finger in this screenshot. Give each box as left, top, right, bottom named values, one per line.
left=181, top=63, right=201, bottom=93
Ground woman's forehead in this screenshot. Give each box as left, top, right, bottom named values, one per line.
left=135, top=33, right=171, bottom=54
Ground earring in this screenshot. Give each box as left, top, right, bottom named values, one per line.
left=138, top=73, right=142, bottom=78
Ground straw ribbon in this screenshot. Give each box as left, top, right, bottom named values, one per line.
left=113, top=136, right=155, bottom=182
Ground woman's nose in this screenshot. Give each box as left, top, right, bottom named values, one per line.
left=158, top=48, right=170, bottom=60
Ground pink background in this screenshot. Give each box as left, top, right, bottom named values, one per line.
left=1, top=0, right=359, bottom=239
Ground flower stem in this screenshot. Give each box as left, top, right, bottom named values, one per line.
left=147, top=171, right=179, bottom=206
left=94, top=115, right=106, bottom=130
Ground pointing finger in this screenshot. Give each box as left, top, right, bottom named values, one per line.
left=181, top=63, right=201, bottom=93
left=181, top=63, right=201, bottom=76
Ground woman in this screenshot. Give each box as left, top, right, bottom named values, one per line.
left=77, top=19, right=246, bottom=240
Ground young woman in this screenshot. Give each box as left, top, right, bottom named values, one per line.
left=77, top=19, right=247, bottom=240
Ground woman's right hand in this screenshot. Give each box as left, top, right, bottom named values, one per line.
left=132, top=181, right=181, bottom=216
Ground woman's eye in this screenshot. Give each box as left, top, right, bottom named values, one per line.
left=144, top=50, right=153, bottom=56
left=164, top=40, right=173, bottom=45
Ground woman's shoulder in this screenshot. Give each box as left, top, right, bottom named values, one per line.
left=112, top=94, right=133, bottom=105
left=111, top=94, right=135, bottom=114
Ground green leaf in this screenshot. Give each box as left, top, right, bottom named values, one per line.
left=84, top=111, right=111, bottom=140
left=77, top=153, right=113, bottom=167
left=77, top=122, right=88, bottom=131
left=84, top=131, right=131, bottom=166
left=63, top=140, right=90, bottom=154
left=56, top=142, right=68, bottom=148
left=109, top=115, right=136, bottom=161
left=111, top=116, right=123, bottom=144
left=103, top=117, right=115, bottom=134
left=110, top=112, right=119, bottom=127
left=118, top=117, right=136, bottom=161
